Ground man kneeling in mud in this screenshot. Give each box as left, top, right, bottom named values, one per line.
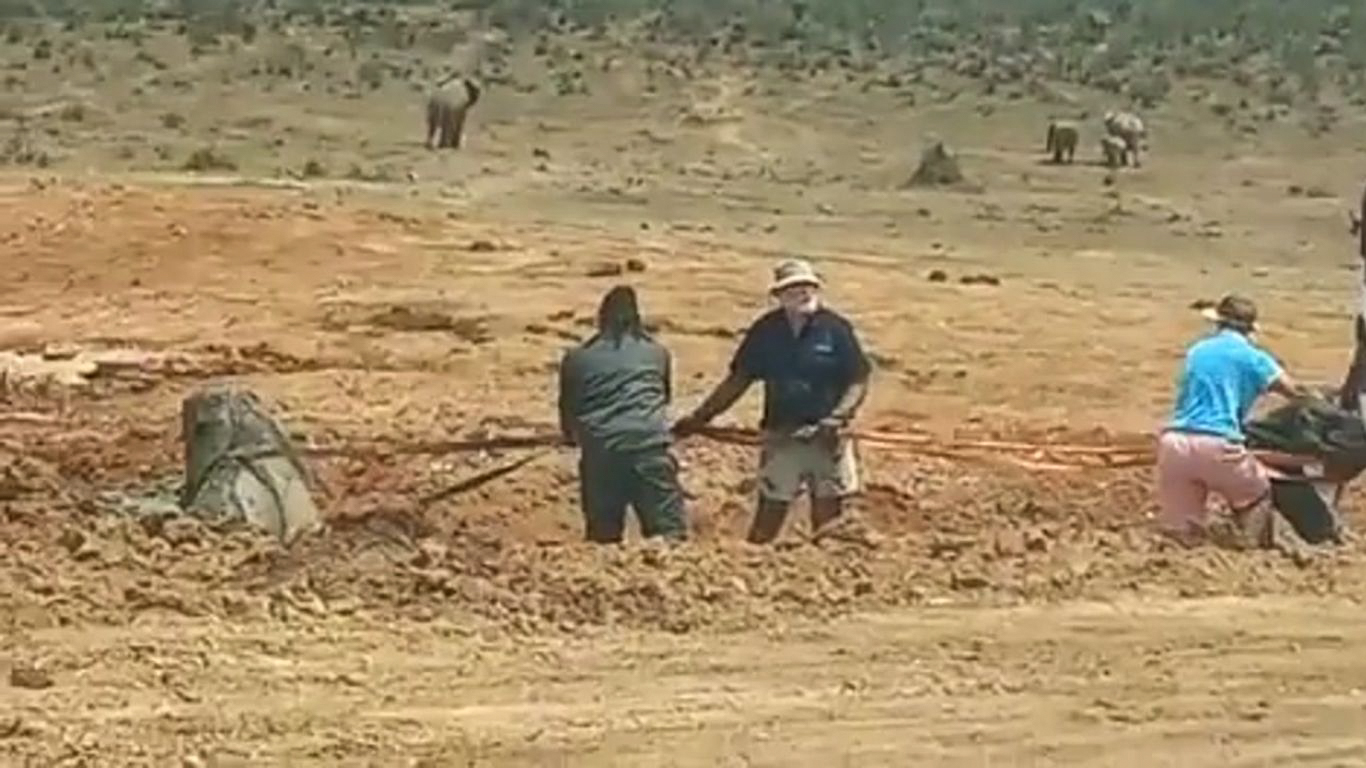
left=1156, top=295, right=1310, bottom=546
left=558, top=286, right=687, bottom=543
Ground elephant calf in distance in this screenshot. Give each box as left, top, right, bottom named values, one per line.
left=1100, top=135, right=1129, bottom=169
left=426, top=76, right=481, bottom=150
left=1103, top=110, right=1146, bottom=167
left=1045, top=120, right=1079, bottom=164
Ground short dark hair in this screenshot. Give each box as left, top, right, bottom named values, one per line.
left=596, top=285, right=644, bottom=345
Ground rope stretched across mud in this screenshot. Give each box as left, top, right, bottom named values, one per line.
left=281, top=425, right=1155, bottom=473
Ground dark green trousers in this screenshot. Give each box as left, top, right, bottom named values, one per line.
left=579, top=445, right=687, bottom=543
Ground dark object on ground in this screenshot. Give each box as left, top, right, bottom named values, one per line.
left=960, top=273, right=1001, bottom=286
left=9, top=664, right=52, bottom=690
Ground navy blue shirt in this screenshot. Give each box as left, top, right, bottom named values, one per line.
left=730, top=307, right=870, bottom=431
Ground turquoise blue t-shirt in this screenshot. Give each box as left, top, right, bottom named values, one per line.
left=1168, top=329, right=1283, bottom=442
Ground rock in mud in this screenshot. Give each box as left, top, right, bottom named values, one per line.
left=960, top=273, right=1001, bottom=286
left=368, top=306, right=461, bottom=333
left=992, top=529, right=1027, bottom=558
left=9, top=663, right=53, bottom=690
left=586, top=262, right=625, bottom=278
left=951, top=569, right=991, bottom=590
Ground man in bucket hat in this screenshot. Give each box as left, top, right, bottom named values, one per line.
left=674, top=259, right=871, bottom=543
left=1157, top=294, right=1310, bottom=545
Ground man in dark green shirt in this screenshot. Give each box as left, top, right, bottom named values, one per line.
left=558, top=286, right=687, bottom=543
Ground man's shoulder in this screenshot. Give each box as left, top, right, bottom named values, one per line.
left=1190, top=332, right=1274, bottom=365
left=562, top=337, right=598, bottom=364
left=573, top=334, right=669, bottom=359
left=813, top=307, right=857, bottom=333
left=739, top=308, right=784, bottom=338
left=749, top=307, right=784, bottom=327
left=631, top=334, right=671, bottom=361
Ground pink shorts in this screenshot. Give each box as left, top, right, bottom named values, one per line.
left=1155, top=431, right=1270, bottom=533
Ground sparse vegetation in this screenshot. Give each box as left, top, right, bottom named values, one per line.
left=57, top=102, right=86, bottom=122
left=357, top=56, right=385, bottom=89
left=300, top=157, right=326, bottom=178
left=182, top=146, right=236, bottom=172
left=0, top=0, right=1355, bottom=182
left=0, top=119, right=49, bottom=167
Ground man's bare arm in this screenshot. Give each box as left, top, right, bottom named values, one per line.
left=828, top=372, right=869, bottom=423
left=1268, top=372, right=1312, bottom=401
left=684, top=372, right=752, bottom=426
left=557, top=356, right=578, bottom=444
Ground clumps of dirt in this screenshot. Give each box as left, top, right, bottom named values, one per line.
left=314, top=302, right=495, bottom=344
left=8, top=663, right=53, bottom=690
left=3, top=417, right=1364, bottom=637
left=1286, top=184, right=1335, bottom=199
left=0, top=455, right=64, bottom=502
left=3, top=472, right=1362, bottom=636
left=585, top=258, right=647, bottom=278
left=959, top=273, right=1001, bottom=286
left=925, top=270, right=1001, bottom=286
left=365, top=306, right=493, bottom=343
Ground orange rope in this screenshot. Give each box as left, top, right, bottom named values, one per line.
left=694, top=425, right=1153, bottom=473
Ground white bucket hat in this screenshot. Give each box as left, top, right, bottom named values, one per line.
left=769, top=258, right=822, bottom=294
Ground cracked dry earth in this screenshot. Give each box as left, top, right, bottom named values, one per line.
left=4, top=168, right=1366, bottom=766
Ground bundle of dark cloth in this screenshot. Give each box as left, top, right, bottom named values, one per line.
left=1245, top=396, right=1366, bottom=545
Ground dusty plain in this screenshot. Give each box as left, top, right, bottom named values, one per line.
left=4, top=12, right=1366, bottom=766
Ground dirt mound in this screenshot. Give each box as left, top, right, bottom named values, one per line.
left=6, top=395, right=1362, bottom=637
left=4, top=454, right=1361, bottom=637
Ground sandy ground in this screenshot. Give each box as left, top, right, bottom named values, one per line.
left=6, top=597, right=1366, bottom=766
left=5, top=23, right=1366, bottom=765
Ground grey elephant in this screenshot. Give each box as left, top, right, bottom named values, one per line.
left=1103, top=110, right=1146, bottom=167
left=426, top=76, right=481, bottom=150
left=1045, top=120, right=1079, bottom=164
left=1100, top=135, right=1128, bottom=169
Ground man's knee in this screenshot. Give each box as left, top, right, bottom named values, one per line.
left=758, top=436, right=806, bottom=503
left=811, top=439, right=861, bottom=500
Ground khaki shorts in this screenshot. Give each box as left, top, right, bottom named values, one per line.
left=758, top=431, right=861, bottom=502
